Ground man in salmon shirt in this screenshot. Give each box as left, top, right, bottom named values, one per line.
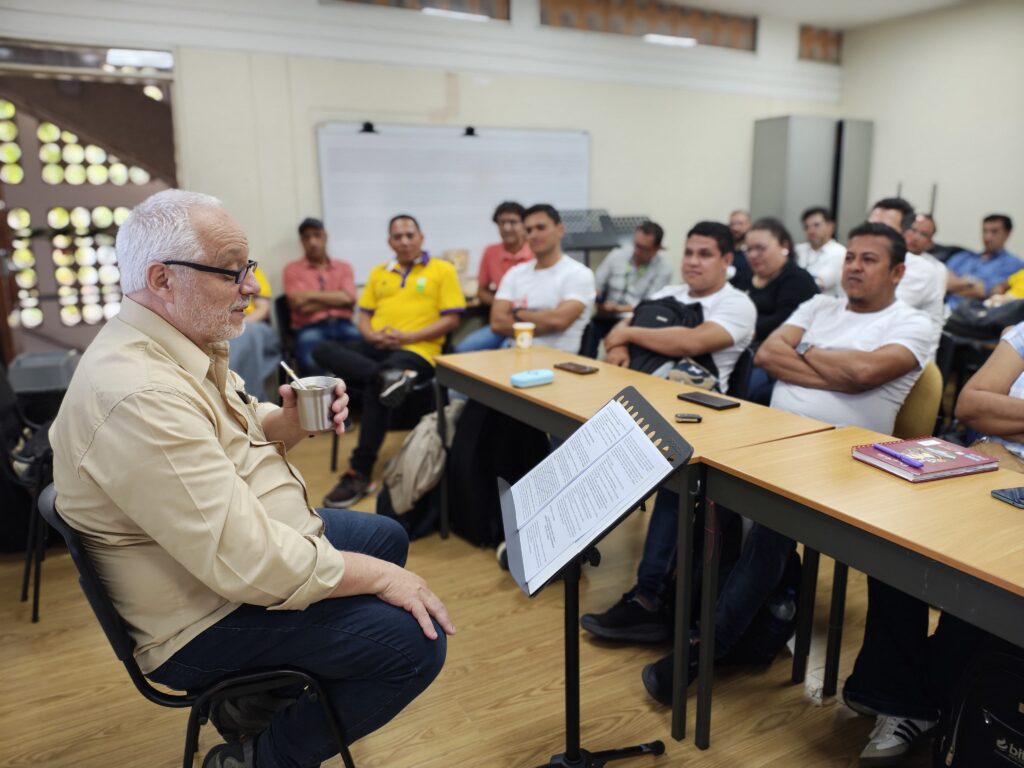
left=454, top=201, right=533, bottom=352
left=283, top=217, right=360, bottom=374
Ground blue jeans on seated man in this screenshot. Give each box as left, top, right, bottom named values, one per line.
left=842, top=579, right=988, bottom=722
left=294, top=317, right=362, bottom=375
left=454, top=325, right=507, bottom=353
left=745, top=366, right=776, bottom=406
left=638, top=488, right=795, bottom=657
left=149, top=509, right=446, bottom=768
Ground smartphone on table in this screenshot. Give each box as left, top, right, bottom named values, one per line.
left=554, top=362, right=599, bottom=375
left=992, top=487, right=1024, bottom=509
left=677, top=391, right=740, bottom=411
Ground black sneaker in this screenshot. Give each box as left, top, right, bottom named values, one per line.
left=641, top=646, right=699, bottom=706
left=209, top=689, right=300, bottom=742
left=580, top=593, right=670, bottom=643
left=379, top=369, right=418, bottom=409
left=203, top=740, right=254, bottom=768
left=323, top=470, right=370, bottom=507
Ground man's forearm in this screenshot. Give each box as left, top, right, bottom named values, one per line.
left=956, top=389, right=1024, bottom=437
left=477, top=287, right=496, bottom=306
left=621, top=326, right=704, bottom=358
left=515, top=307, right=574, bottom=336
left=756, top=344, right=832, bottom=390
left=800, top=347, right=877, bottom=393
left=261, top=407, right=313, bottom=449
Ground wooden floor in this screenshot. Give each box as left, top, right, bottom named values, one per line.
left=0, top=426, right=934, bottom=767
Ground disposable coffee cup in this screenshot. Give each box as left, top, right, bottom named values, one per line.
left=513, top=321, right=536, bottom=350
left=292, top=376, right=338, bottom=432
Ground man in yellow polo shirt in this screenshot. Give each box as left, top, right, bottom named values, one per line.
left=315, top=214, right=465, bottom=506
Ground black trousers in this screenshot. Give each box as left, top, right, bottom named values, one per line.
left=312, top=341, right=434, bottom=477
left=843, top=578, right=989, bottom=721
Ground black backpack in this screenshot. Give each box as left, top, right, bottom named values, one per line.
left=933, top=651, right=1024, bottom=767
left=627, top=297, right=718, bottom=379
left=944, top=299, right=1024, bottom=341
left=446, top=400, right=550, bottom=548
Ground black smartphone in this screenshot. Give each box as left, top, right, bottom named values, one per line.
left=677, top=391, right=741, bottom=410
left=992, top=487, right=1024, bottom=509
left=674, top=413, right=703, bottom=423
left=554, top=362, right=599, bottom=375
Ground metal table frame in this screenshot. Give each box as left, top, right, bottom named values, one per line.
left=434, top=366, right=702, bottom=742
left=695, top=465, right=1024, bottom=749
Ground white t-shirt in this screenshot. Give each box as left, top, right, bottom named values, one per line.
left=496, top=254, right=596, bottom=353
left=771, top=295, right=934, bottom=434
left=896, top=252, right=947, bottom=357
left=646, top=282, right=756, bottom=393
left=795, top=239, right=847, bottom=297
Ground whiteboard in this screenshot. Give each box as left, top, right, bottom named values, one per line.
left=317, top=123, right=590, bottom=282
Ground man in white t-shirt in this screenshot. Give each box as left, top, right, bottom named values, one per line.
left=867, top=202, right=946, bottom=355
left=580, top=221, right=755, bottom=641
left=757, top=222, right=936, bottom=764
left=795, top=206, right=847, bottom=297
left=601, top=221, right=756, bottom=393
left=490, top=204, right=595, bottom=354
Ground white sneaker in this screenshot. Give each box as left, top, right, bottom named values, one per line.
left=860, top=715, right=936, bottom=765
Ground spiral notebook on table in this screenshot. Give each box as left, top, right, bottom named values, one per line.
left=499, top=387, right=692, bottom=596
left=852, top=436, right=998, bottom=482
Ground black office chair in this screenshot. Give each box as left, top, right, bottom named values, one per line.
left=726, top=346, right=755, bottom=400
left=1, top=363, right=54, bottom=623
left=37, top=484, right=357, bottom=768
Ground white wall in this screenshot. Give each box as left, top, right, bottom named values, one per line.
left=841, top=0, right=1024, bottom=249
left=171, top=50, right=838, bottom=287
left=2, top=0, right=841, bottom=287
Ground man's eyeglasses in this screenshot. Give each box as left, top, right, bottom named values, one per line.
left=162, top=259, right=258, bottom=285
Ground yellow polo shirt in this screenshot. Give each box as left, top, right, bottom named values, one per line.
left=358, top=254, right=465, bottom=364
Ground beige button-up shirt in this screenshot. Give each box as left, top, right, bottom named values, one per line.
left=51, top=299, right=346, bottom=673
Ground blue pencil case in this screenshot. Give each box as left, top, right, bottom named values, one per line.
left=510, top=369, right=555, bottom=388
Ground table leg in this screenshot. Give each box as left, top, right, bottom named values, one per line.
left=823, top=561, right=848, bottom=697
left=434, top=380, right=450, bottom=540
left=791, top=547, right=820, bottom=684
left=671, top=465, right=701, bottom=741
left=695, top=496, right=720, bottom=750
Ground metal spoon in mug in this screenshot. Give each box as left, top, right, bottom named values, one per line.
left=279, top=361, right=305, bottom=389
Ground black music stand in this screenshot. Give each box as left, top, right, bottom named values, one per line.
left=499, top=387, right=692, bottom=767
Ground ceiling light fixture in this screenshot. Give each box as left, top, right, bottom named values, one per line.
left=643, top=34, right=698, bottom=48
left=422, top=7, right=490, bottom=22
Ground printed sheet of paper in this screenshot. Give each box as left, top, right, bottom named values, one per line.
left=509, top=399, right=673, bottom=594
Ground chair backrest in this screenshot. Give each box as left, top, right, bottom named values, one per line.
left=274, top=295, right=294, bottom=343
left=727, top=346, right=755, bottom=399
left=893, top=361, right=943, bottom=439
left=0, top=363, right=26, bottom=453
left=37, top=484, right=192, bottom=708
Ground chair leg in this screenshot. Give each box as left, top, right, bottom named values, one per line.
left=822, top=561, right=849, bottom=697
left=330, top=431, right=339, bottom=474
left=20, top=495, right=39, bottom=603
left=183, top=705, right=204, bottom=768
left=32, top=499, right=46, bottom=623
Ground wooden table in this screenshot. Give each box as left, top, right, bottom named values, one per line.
left=697, top=426, right=1024, bottom=748
left=434, top=347, right=832, bottom=741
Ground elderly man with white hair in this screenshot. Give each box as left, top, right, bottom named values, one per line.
left=49, top=189, right=453, bottom=768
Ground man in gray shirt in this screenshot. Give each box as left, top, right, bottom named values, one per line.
left=582, top=221, right=672, bottom=357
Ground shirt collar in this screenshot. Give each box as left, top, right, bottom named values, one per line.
left=116, top=297, right=215, bottom=381
left=387, top=252, right=430, bottom=273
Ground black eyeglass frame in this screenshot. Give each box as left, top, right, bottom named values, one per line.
left=162, top=259, right=258, bottom=285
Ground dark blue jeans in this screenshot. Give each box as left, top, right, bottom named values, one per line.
left=150, top=509, right=446, bottom=768
left=636, top=489, right=794, bottom=657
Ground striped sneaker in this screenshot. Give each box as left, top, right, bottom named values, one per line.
left=859, top=715, right=936, bottom=765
